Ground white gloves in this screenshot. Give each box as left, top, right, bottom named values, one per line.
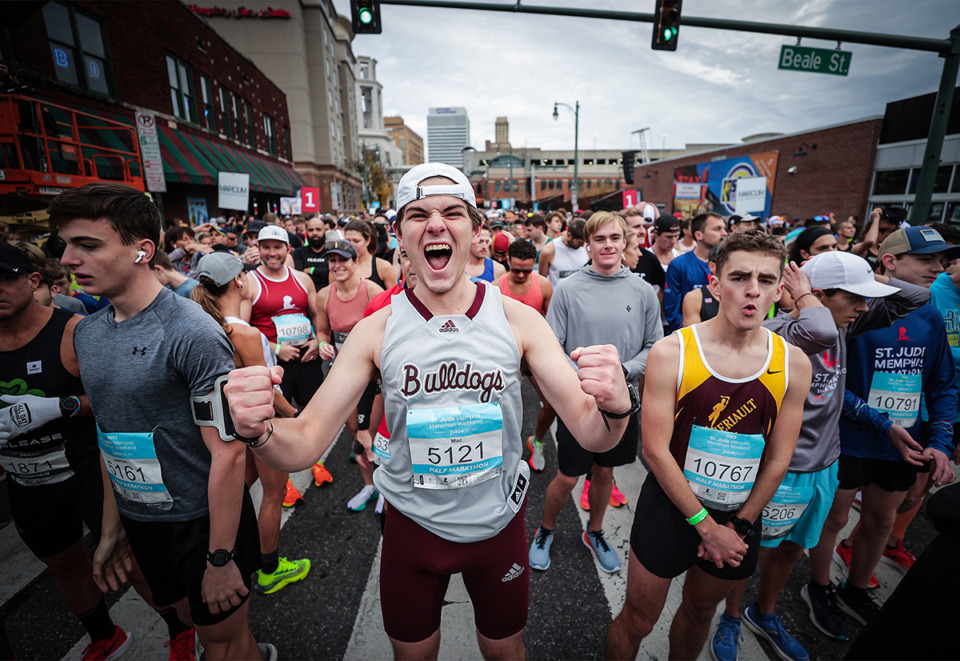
left=0, top=394, right=63, bottom=443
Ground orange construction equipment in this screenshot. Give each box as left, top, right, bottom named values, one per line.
left=0, top=94, right=144, bottom=215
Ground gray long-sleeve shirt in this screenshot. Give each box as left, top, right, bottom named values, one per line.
left=763, top=276, right=930, bottom=472
left=547, top=266, right=663, bottom=385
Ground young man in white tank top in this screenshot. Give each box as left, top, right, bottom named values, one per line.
left=225, top=163, right=638, bottom=661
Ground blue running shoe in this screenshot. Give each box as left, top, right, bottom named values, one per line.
left=529, top=526, right=553, bottom=570
left=710, top=613, right=742, bottom=661
left=582, top=530, right=621, bottom=573
left=743, top=602, right=809, bottom=661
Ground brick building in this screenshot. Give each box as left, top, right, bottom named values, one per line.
left=3, top=0, right=306, bottom=223
left=384, top=116, right=423, bottom=167
left=632, top=118, right=884, bottom=223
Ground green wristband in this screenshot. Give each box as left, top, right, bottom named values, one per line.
left=687, top=507, right=709, bottom=526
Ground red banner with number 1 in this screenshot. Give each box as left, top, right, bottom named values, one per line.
left=300, top=187, right=320, bottom=214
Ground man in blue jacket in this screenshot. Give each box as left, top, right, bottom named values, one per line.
left=819, top=226, right=958, bottom=629
left=663, top=212, right=727, bottom=333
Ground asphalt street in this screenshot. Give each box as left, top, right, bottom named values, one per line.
left=1, top=379, right=943, bottom=660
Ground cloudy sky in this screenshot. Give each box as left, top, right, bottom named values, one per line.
left=330, top=0, right=958, bottom=154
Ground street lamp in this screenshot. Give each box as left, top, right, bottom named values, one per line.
left=553, top=100, right=580, bottom=211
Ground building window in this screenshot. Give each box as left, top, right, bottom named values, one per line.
left=540, top=180, right=546, bottom=191
left=166, top=55, right=196, bottom=123
left=199, top=75, right=215, bottom=131
left=264, top=115, right=277, bottom=156
left=908, top=166, right=954, bottom=194
left=872, top=169, right=910, bottom=196
left=495, top=181, right=501, bottom=193
left=283, top=125, right=291, bottom=160
left=219, top=87, right=232, bottom=139
left=232, top=93, right=244, bottom=143
left=43, top=2, right=112, bottom=95
left=245, top=101, right=254, bottom=147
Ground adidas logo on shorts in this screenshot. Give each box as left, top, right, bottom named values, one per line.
left=501, top=563, right=524, bottom=582
left=439, top=320, right=459, bottom=333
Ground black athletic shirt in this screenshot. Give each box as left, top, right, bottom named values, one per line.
left=633, top=248, right=665, bottom=290
left=291, top=245, right=329, bottom=289
left=0, top=308, right=98, bottom=487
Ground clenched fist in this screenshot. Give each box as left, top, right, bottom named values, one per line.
left=570, top=344, right=631, bottom=415
left=223, top=365, right=282, bottom=440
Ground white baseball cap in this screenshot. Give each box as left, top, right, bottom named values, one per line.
left=257, top=225, right=289, bottom=244
left=801, top=251, right=900, bottom=298
left=396, top=163, right=476, bottom=212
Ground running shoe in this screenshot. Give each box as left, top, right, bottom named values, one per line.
left=833, top=542, right=880, bottom=589
left=282, top=479, right=303, bottom=508
left=580, top=479, right=591, bottom=510
left=880, top=540, right=916, bottom=573
left=311, top=460, right=333, bottom=486
left=609, top=482, right=627, bottom=507
left=527, top=436, right=545, bottom=472
left=710, top=612, right=742, bottom=661
left=374, top=492, right=386, bottom=514
left=347, top=485, right=378, bottom=511
left=164, top=627, right=196, bottom=661
left=836, top=582, right=880, bottom=625
left=582, top=530, right=621, bottom=573
left=258, top=642, right=278, bottom=661
left=800, top=582, right=849, bottom=641
left=852, top=490, right=862, bottom=511
left=254, top=557, right=311, bottom=594
left=81, top=626, right=132, bottom=661
left=529, top=526, right=554, bottom=571
left=742, top=602, right=809, bottom=661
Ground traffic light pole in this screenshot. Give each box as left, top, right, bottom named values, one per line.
left=380, top=0, right=959, bottom=222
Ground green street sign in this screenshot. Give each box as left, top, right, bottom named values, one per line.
left=778, top=45, right=852, bottom=76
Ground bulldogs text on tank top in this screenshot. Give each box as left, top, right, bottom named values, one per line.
left=376, top=282, right=528, bottom=543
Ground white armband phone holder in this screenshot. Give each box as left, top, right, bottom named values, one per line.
left=191, top=375, right=261, bottom=445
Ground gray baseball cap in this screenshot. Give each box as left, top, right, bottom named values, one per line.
left=195, top=252, right=244, bottom=287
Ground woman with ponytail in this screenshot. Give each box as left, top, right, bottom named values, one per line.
left=191, top=253, right=312, bottom=596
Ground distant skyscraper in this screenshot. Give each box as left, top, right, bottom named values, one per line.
left=495, top=116, right=509, bottom=146
left=427, top=107, right=470, bottom=167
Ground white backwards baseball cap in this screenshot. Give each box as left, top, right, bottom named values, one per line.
left=396, top=163, right=476, bottom=212
left=801, top=251, right=900, bottom=298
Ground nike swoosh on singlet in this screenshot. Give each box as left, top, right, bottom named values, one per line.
left=766, top=369, right=782, bottom=375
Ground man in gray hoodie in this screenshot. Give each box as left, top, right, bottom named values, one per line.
left=529, top=211, right=662, bottom=574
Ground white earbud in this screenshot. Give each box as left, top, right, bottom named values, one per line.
left=134, top=250, right=147, bottom=263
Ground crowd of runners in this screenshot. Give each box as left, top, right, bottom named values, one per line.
left=1, top=164, right=959, bottom=661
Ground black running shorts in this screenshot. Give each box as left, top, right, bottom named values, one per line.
left=630, top=473, right=761, bottom=580
left=556, top=413, right=638, bottom=477
left=9, top=465, right=103, bottom=558
left=120, top=489, right=261, bottom=627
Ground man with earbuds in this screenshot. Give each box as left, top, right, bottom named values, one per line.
left=50, top=183, right=273, bottom=660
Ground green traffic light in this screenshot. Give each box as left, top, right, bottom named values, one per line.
left=358, top=7, right=373, bottom=24
left=663, top=26, right=677, bottom=41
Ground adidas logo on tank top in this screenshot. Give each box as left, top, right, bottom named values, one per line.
left=439, top=319, right=459, bottom=333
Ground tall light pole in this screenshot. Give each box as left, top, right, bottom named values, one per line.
left=553, top=100, right=579, bottom=211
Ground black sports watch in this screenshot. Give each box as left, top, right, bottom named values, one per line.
left=599, top=382, right=641, bottom=420
left=206, top=548, right=236, bottom=567
left=728, top=514, right=754, bottom=538
left=59, top=396, right=81, bottom=419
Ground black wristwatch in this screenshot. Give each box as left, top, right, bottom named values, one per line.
left=728, top=514, right=754, bottom=538
left=599, top=382, right=641, bottom=420
left=59, top=396, right=81, bottom=419
left=206, top=548, right=236, bottom=567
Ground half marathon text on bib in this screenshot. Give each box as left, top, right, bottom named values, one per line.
left=868, top=371, right=921, bottom=428
left=407, top=403, right=503, bottom=489
left=97, top=426, right=173, bottom=507
left=761, top=483, right=813, bottom=540
left=272, top=313, right=312, bottom=346
left=683, top=425, right=764, bottom=511
left=0, top=446, right=73, bottom=487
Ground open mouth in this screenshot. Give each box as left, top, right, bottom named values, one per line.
left=743, top=303, right=758, bottom=314
left=424, top=243, right=452, bottom=271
